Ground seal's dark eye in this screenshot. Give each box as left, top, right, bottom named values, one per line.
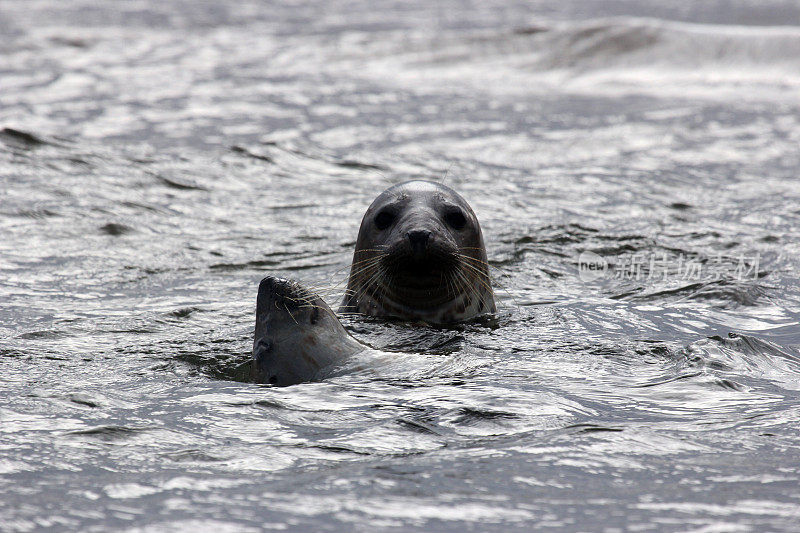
left=374, top=210, right=396, bottom=230
left=443, top=208, right=467, bottom=230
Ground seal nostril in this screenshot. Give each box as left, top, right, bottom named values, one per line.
left=407, top=230, right=430, bottom=250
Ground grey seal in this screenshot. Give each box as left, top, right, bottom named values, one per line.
left=340, top=180, right=494, bottom=323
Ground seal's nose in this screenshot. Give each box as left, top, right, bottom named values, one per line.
left=406, top=230, right=431, bottom=256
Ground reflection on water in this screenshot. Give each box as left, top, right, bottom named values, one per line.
left=1, top=0, right=800, bottom=531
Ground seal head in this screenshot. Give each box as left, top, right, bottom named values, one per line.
left=253, top=276, right=363, bottom=386
left=341, top=180, right=494, bottom=323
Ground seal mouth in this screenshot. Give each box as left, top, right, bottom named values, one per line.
left=258, top=277, right=305, bottom=309
left=256, top=276, right=322, bottom=324
left=377, top=245, right=464, bottom=308
left=388, top=257, right=452, bottom=287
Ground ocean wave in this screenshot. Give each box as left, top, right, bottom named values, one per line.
left=368, top=17, right=800, bottom=97
left=526, top=17, right=800, bottom=71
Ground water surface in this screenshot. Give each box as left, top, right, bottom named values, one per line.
left=2, top=1, right=800, bottom=531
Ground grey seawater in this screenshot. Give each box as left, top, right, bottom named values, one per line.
left=2, top=0, right=800, bottom=531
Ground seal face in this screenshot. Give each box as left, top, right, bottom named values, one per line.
left=340, top=180, right=495, bottom=323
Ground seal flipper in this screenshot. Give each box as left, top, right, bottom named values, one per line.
left=253, top=277, right=364, bottom=386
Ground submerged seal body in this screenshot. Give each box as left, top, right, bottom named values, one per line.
left=341, top=180, right=494, bottom=323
